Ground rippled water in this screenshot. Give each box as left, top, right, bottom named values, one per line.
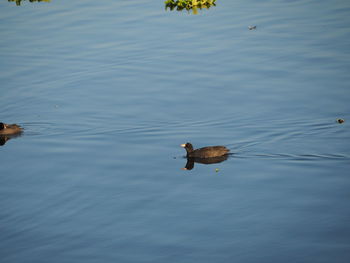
left=1, top=0, right=350, bottom=262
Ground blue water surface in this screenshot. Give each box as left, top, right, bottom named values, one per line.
left=1, top=0, right=350, bottom=262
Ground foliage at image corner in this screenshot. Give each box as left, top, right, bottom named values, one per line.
left=165, top=0, right=216, bottom=11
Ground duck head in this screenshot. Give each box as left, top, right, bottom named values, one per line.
left=180, top=142, right=194, bottom=154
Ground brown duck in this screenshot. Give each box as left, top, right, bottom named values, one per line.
left=181, top=142, right=229, bottom=158
left=0, top=122, right=23, bottom=136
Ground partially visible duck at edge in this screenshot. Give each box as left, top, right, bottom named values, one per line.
left=181, top=142, right=229, bottom=158
left=0, top=122, right=23, bottom=136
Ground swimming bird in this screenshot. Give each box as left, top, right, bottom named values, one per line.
left=0, top=122, right=23, bottom=135
left=181, top=142, right=229, bottom=158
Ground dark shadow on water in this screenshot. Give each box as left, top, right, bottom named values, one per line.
left=0, top=134, right=22, bottom=146
left=183, top=154, right=229, bottom=170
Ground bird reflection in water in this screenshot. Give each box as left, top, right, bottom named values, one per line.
left=0, top=134, right=22, bottom=146
left=0, top=136, right=10, bottom=146
left=182, top=155, right=229, bottom=170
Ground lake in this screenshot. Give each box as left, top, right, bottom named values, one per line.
left=1, top=0, right=350, bottom=262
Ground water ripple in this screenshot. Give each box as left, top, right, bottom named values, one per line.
left=233, top=152, right=350, bottom=161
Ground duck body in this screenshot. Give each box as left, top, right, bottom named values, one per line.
left=0, top=122, right=23, bottom=135
left=181, top=142, right=229, bottom=158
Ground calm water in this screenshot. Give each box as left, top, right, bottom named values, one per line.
left=1, top=0, right=350, bottom=262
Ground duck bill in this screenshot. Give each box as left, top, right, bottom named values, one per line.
left=180, top=144, right=186, bottom=148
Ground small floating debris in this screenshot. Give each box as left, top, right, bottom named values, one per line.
left=337, top=118, right=345, bottom=124
left=215, top=168, right=219, bottom=173
left=165, top=0, right=217, bottom=14
left=248, top=25, right=257, bottom=30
